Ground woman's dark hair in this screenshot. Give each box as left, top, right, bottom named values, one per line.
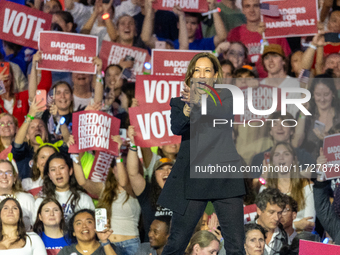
left=68, top=209, right=97, bottom=244
left=287, top=50, right=303, bottom=77
left=185, top=52, right=222, bottom=86
left=0, top=198, right=28, bottom=245
left=31, top=145, right=58, bottom=181
left=225, top=41, right=248, bottom=62
left=2, top=41, right=22, bottom=56
left=42, top=153, right=85, bottom=213
left=121, top=82, right=135, bottom=108
left=150, top=169, right=163, bottom=210
left=219, top=59, right=235, bottom=74
left=244, top=223, right=267, bottom=241
left=53, top=11, right=77, bottom=32
left=309, top=73, right=340, bottom=115
left=33, top=197, right=67, bottom=236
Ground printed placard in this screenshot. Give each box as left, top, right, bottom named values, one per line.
left=69, top=111, right=120, bottom=155
left=300, top=240, right=340, bottom=255
left=323, top=134, right=340, bottom=180
left=100, top=41, right=150, bottom=76
left=263, top=0, right=318, bottom=38
left=37, top=31, right=98, bottom=74
left=244, top=204, right=257, bottom=223
left=0, top=1, right=52, bottom=49
left=129, top=104, right=181, bottom=147
left=135, top=75, right=184, bottom=105
left=152, top=0, right=209, bottom=13
left=234, top=85, right=282, bottom=122
left=88, top=151, right=114, bottom=183
left=152, top=49, right=210, bottom=76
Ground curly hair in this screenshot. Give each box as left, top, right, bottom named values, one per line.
left=150, top=169, right=163, bottom=210
left=0, top=198, right=28, bottom=245
left=33, top=197, right=67, bottom=238
left=42, top=153, right=85, bottom=213
left=255, top=187, right=286, bottom=211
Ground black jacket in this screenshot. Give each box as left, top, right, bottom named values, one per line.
left=313, top=180, right=340, bottom=244
left=158, top=91, right=245, bottom=215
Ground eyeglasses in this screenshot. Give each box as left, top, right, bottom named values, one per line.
left=0, top=122, right=14, bottom=127
left=0, top=171, right=13, bottom=177
left=227, top=50, right=245, bottom=58
left=282, top=208, right=291, bottom=215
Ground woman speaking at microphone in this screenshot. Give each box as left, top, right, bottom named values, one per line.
left=158, top=52, right=245, bottom=255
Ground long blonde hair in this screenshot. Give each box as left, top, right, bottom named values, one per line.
left=267, top=142, right=309, bottom=211
left=0, top=113, right=18, bottom=152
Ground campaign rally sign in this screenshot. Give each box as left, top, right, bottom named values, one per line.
left=69, top=111, right=121, bottom=155
left=135, top=75, right=184, bottom=105
left=244, top=204, right=257, bottom=223
left=152, top=0, right=208, bottom=13
left=323, top=134, right=340, bottom=180
left=37, top=31, right=98, bottom=74
left=152, top=49, right=210, bottom=76
left=88, top=151, right=114, bottom=183
left=300, top=240, right=340, bottom=254
left=129, top=103, right=181, bottom=147
left=100, top=41, right=150, bottom=75
left=262, top=0, right=318, bottom=38
left=0, top=1, right=52, bottom=49
left=234, top=85, right=282, bottom=122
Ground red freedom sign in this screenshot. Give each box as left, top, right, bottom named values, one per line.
left=323, top=134, right=340, bottom=180
left=129, top=103, right=181, bottom=147
left=263, top=0, right=318, bottom=38
left=244, top=204, right=257, bottom=223
left=0, top=1, right=52, bottom=49
left=135, top=75, right=184, bottom=105
left=152, top=0, right=208, bottom=12
left=69, top=111, right=121, bottom=155
left=300, top=240, right=340, bottom=255
left=234, top=85, right=282, bottom=122
left=100, top=41, right=150, bottom=75
left=37, top=31, right=98, bottom=74
left=88, top=151, right=114, bottom=183
left=152, top=49, right=210, bottom=76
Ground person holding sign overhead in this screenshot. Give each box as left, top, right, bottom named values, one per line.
left=158, top=52, right=245, bottom=254
left=141, top=0, right=227, bottom=50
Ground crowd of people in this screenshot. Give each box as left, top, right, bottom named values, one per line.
left=2, top=0, right=340, bottom=254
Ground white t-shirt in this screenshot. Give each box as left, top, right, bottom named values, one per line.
left=34, top=190, right=95, bottom=222
left=0, top=232, right=47, bottom=255
left=73, top=94, right=93, bottom=111
left=21, top=177, right=43, bottom=196
left=3, top=98, right=14, bottom=114
left=14, top=192, right=35, bottom=230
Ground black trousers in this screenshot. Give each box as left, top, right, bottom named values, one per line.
left=161, top=196, right=245, bottom=255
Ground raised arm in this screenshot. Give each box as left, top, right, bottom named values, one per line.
left=126, top=126, right=146, bottom=196
left=140, top=0, right=157, bottom=49
left=93, top=57, right=104, bottom=104
left=14, top=98, right=45, bottom=145
left=29, top=52, right=42, bottom=103
left=301, top=33, right=325, bottom=71
left=111, top=135, right=135, bottom=196
left=174, top=6, right=189, bottom=50
left=80, top=0, right=102, bottom=34
left=102, top=0, right=118, bottom=41
left=320, top=0, right=333, bottom=23
left=72, top=153, right=104, bottom=196
left=209, top=0, right=227, bottom=47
